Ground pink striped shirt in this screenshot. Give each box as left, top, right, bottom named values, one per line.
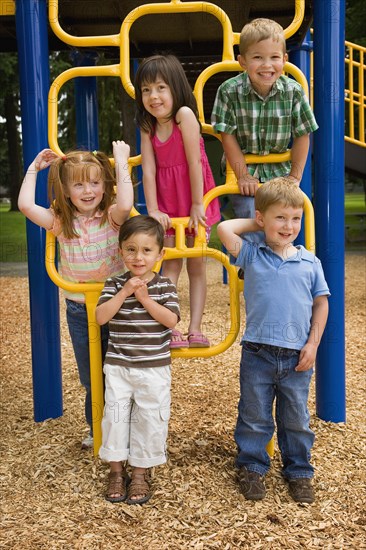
left=51, top=206, right=125, bottom=303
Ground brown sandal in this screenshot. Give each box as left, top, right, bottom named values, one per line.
left=105, top=470, right=129, bottom=503
left=126, top=469, right=151, bottom=505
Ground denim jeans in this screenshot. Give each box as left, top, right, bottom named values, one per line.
left=235, top=341, right=314, bottom=480
left=66, top=299, right=109, bottom=435
left=230, top=194, right=264, bottom=245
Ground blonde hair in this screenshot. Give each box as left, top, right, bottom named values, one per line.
left=48, top=150, right=116, bottom=239
left=255, top=177, right=304, bottom=213
left=239, top=18, right=286, bottom=56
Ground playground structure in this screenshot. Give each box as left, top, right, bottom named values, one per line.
left=7, top=1, right=357, bottom=452
left=45, top=0, right=319, bottom=455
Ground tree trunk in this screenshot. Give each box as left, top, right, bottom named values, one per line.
left=4, top=93, right=22, bottom=211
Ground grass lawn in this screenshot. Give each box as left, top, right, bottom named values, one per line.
left=0, top=205, right=27, bottom=262
left=345, top=193, right=366, bottom=247
left=0, top=193, right=364, bottom=262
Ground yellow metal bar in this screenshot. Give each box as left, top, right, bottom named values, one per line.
left=120, top=1, right=235, bottom=99
left=232, top=0, right=304, bottom=46
left=46, top=233, right=105, bottom=456
left=48, top=1, right=119, bottom=47
left=0, top=0, right=15, bottom=16
left=194, top=61, right=240, bottom=122
left=85, top=293, right=104, bottom=453
left=48, top=64, right=121, bottom=154
left=344, top=41, right=365, bottom=147
left=283, top=0, right=305, bottom=40
left=348, top=46, right=355, bottom=139
left=358, top=50, right=365, bottom=142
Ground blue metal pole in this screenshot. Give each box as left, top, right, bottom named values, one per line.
left=313, top=0, right=346, bottom=422
left=15, top=0, right=62, bottom=421
left=133, top=58, right=147, bottom=214
left=72, top=51, right=99, bottom=151
left=289, top=31, right=313, bottom=198
left=289, top=31, right=313, bottom=246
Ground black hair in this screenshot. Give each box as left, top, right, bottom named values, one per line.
left=134, top=54, right=199, bottom=135
left=119, top=215, right=165, bottom=250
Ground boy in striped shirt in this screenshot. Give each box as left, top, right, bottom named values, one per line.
left=96, top=215, right=180, bottom=505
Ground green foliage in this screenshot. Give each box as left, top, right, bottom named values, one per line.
left=346, top=0, right=366, bottom=45
left=0, top=53, right=21, bottom=194
left=49, top=51, right=76, bottom=151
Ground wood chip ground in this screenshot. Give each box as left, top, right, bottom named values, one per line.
left=1, top=254, right=365, bottom=549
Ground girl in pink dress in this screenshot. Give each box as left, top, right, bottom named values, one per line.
left=135, top=54, right=221, bottom=348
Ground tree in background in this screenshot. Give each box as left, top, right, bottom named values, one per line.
left=0, top=53, right=22, bottom=211
left=346, top=0, right=366, bottom=46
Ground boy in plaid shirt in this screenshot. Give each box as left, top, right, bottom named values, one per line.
left=211, top=18, right=318, bottom=221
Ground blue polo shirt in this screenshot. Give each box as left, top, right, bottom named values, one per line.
left=236, top=241, right=330, bottom=350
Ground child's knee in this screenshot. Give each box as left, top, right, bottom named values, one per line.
left=187, top=256, right=206, bottom=276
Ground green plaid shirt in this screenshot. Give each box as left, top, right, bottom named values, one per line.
left=211, top=73, right=318, bottom=180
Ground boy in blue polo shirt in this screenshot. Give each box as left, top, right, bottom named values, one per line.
left=217, top=178, right=330, bottom=504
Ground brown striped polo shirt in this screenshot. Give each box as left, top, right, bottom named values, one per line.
left=98, top=272, right=180, bottom=368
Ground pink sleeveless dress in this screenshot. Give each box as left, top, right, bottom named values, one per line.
left=150, top=122, right=221, bottom=227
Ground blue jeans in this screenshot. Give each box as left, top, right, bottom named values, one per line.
left=66, top=299, right=109, bottom=435
left=230, top=194, right=264, bottom=245
left=235, top=341, right=314, bottom=480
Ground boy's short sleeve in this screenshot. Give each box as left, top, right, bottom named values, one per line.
left=291, top=85, right=319, bottom=138
left=158, top=278, right=181, bottom=321
left=97, top=276, right=119, bottom=306
left=234, top=239, right=260, bottom=270
left=312, top=257, right=331, bottom=298
left=211, top=80, right=238, bottom=135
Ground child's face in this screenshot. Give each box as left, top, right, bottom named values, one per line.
left=141, top=78, right=174, bottom=122
left=256, top=202, right=303, bottom=254
left=66, top=164, right=105, bottom=217
left=238, top=38, right=287, bottom=98
left=120, top=232, right=164, bottom=279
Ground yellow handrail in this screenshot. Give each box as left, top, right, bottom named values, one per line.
left=345, top=40, right=366, bottom=147
left=309, top=34, right=366, bottom=148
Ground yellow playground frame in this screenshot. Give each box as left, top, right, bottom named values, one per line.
left=46, top=0, right=315, bottom=455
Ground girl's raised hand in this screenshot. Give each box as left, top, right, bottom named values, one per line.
left=34, top=149, right=60, bottom=172
left=112, top=140, right=130, bottom=161
left=112, top=139, right=134, bottom=226
left=149, top=209, right=171, bottom=231
left=189, top=203, right=207, bottom=234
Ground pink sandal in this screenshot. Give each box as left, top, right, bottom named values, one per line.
left=170, top=329, right=189, bottom=349
left=188, top=331, right=210, bottom=348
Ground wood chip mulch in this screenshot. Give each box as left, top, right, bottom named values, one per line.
left=1, top=254, right=365, bottom=549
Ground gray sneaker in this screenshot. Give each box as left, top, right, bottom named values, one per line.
left=237, top=467, right=266, bottom=500
left=288, top=478, right=314, bottom=504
